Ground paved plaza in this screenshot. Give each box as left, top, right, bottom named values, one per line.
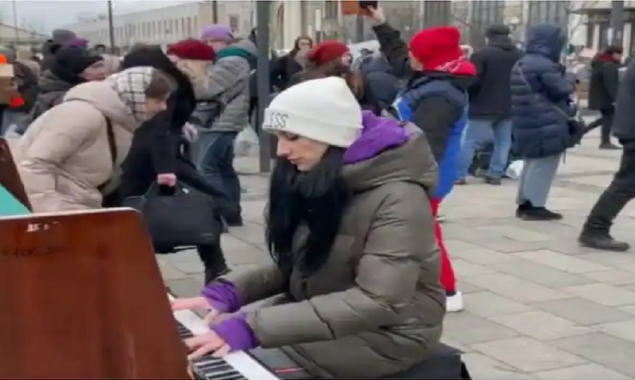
left=161, top=126, right=635, bottom=379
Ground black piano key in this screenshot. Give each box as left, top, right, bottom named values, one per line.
left=176, top=319, right=195, bottom=339
left=175, top=319, right=247, bottom=380
left=193, top=357, right=246, bottom=380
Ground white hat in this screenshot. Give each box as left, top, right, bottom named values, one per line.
left=262, top=77, right=362, bottom=148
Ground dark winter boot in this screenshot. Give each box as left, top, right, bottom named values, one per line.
left=579, top=232, right=630, bottom=252
left=522, top=206, right=563, bottom=221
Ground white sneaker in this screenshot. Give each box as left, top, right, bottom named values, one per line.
left=446, top=291, right=464, bottom=313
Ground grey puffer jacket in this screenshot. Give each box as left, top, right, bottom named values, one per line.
left=196, top=39, right=257, bottom=133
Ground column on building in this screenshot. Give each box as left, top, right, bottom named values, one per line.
left=282, top=0, right=303, bottom=48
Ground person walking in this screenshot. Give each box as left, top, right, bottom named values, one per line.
left=585, top=45, right=622, bottom=150
left=510, top=24, right=577, bottom=221
left=119, top=44, right=235, bottom=282
left=455, top=24, right=522, bottom=185
left=579, top=55, right=635, bottom=252
left=196, top=38, right=258, bottom=227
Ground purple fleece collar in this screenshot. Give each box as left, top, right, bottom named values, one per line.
left=343, top=110, right=409, bottom=164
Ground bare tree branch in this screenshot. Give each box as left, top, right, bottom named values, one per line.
left=566, top=0, right=600, bottom=39
left=450, top=1, right=473, bottom=29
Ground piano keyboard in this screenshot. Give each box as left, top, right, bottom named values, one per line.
left=169, top=293, right=279, bottom=380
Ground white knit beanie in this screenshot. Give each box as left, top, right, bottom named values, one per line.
left=262, top=77, right=363, bottom=148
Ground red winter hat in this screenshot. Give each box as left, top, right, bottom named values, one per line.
left=308, top=40, right=349, bottom=66
left=167, top=39, right=215, bottom=61
left=409, top=26, right=464, bottom=71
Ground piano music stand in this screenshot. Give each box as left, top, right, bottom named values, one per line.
left=0, top=137, right=31, bottom=212
left=0, top=209, right=190, bottom=379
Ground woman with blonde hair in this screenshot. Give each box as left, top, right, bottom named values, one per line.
left=13, top=67, right=175, bottom=212
left=167, top=39, right=213, bottom=97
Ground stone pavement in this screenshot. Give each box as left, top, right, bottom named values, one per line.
left=160, top=127, right=635, bottom=379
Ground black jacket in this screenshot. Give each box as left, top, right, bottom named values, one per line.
left=119, top=47, right=193, bottom=190
left=360, top=55, right=401, bottom=109
left=588, top=53, right=620, bottom=111
left=116, top=47, right=236, bottom=217
left=468, top=35, right=523, bottom=120
left=270, top=53, right=304, bottom=91
left=612, top=57, right=635, bottom=140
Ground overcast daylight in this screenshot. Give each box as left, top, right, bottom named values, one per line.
left=0, top=0, right=189, bottom=31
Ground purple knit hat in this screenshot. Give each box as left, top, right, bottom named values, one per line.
left=200, top=24, right=233, bottom=42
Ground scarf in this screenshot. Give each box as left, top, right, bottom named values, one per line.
left=435, top=58, right=470, bottom=74
left=106, top=66, right=153, bottom=122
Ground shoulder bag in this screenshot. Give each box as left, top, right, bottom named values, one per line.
left=514, top=62, right=586, bottom=147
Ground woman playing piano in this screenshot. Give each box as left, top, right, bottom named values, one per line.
left=172, top=76, right=445, bottom=378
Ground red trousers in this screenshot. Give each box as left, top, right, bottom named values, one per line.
left=430, top=198, right=456, bottom=293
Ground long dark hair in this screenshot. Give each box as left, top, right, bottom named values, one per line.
left=266, top=147, right=350, bottom=276
left=290, top=36, right=314, bottom=57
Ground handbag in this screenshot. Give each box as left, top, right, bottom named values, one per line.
left=515, top=62, right=586, bottom=147
left=122, top=182, right=222, bottom=253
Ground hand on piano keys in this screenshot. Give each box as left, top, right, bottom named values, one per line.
left=172, top=295, right=221, bottom=325
left=185, top=330, right=231, bottom=360
left=170, top=293, right=280, bottom=380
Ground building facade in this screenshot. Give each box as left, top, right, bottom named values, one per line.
left=63, top=1, right=255, bottom=50
left=0, top=23, right=47, bottom=47
left=578, top=0, right=635, bottom=56
left=273, top=0, right=452, bottom=49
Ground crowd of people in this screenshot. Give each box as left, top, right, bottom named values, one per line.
left=2, top=4, right=635, bottom=378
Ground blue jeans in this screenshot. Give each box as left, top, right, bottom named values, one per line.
left=1, top=110, right=28, bottom=136
left=457, top=118, right=513, bottom=179
left=197, top=131, right=241, bottom=218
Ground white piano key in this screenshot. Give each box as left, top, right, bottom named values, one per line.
left=168, top=293, right=279, bottom=380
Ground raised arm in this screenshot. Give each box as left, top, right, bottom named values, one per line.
left=367, top=7, right=412, bottom=79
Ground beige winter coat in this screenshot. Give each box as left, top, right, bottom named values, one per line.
left=13, top=81, right=139, bottom=213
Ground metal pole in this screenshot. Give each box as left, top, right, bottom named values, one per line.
left=355, top=15, right=364, bottom=43
left=107, top=0, right=115, bottom=52
left=256, top=1, right=272, bottom=173
left=300, top=1, right=308, bottom=35
left=11, top=0, right=19, bottom=45
left=609, top=0, right=625, bottom=48
left=212, top=0, right=219, bottom=24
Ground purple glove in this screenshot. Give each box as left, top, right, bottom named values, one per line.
left=201, top=280, right=242, bottom=314
left=211, top=312, right=259, bottom=351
